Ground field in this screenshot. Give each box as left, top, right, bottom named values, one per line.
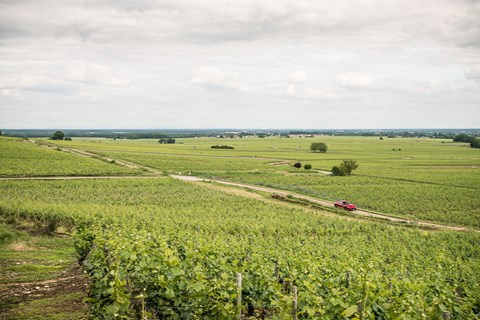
left=0, top=137, right=142, bottom=177
left=1, top=136, right=479, bottom=319
left=51, top=136, right=480, bottom=227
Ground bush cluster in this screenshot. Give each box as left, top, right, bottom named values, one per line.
left=453, top=134, right=480, bottom=148
left=331, top=160, right=359, bottom=176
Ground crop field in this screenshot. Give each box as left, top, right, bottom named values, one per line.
left=51, top=136, right=480, bottom=227
left=0, top=178, right=479, bottom=319
left=1, top=136, right=479, bottom=319
left=0, top=137, right=142, bottom=177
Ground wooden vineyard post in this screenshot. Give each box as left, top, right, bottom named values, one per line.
left=292, top=286, right=298, bottom=320
left=357, top=301, right=364, bottom=320
left=237, top=273, right=242, bottom=320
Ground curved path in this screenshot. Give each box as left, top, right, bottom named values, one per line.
left=170, top=175, right=470, bottom=232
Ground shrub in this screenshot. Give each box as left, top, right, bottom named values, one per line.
left=331, top=160, right=359, bottom=176
left=211, top=145, right=235, bottom=149
left=331, top=165, right=344, bottom=176
left=293, top=162, right=302, bottom=169
left=304, top=164, right=312, bottom=170
left=310, top=142, right=328, bottom=152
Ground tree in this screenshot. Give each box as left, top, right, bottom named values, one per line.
left=159, top=137, right=175, bottom=144
left=331, top=160, right=359, bottom=176
left=471, top=139, right=480, bottom=148
left=339, top=160, right=358, bottom=176
left=0, top=129, right=3, bottom=136
left=51, top=131, right=65, bottom=140
left=453, top=133, right=472, bottom=143
left=293, top=162, right=302, bottom=169
left=304, top=164, right=312, bottom=170
left=310, top=142, right=328, bottom=153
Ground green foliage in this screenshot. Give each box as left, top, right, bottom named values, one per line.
left=470, top=138, right=480, bottom=148
left=46, top=136, right=480, bottom=227
left=304, top=164, right=312, bottom=170
left=0, top=178, right=479, bottom=318
left=453, top=133, right=474, bottom=143
left=310, top=142, right=328, bottom=152
left=331, top=160, right=359, bottom=176
left=340, top=160, right=359, bottom=176
left=331, top=165, right=343, bottom=176
left=0, top=137, right=142, bottom=177
left=0, top=223, right=26, bottom=244
left=158, top=137, right=175, bottom=144
left=51, top=131, right=65, bottom=140
left=211, top=145, right=235, bottom=149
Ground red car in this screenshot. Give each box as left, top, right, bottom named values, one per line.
left=334, top=200, right=357, bottom=211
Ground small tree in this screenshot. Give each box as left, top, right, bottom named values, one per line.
left=339, top=160, right=358, bottom=176
left=51, top=131, right=65, bottom=140
left=331, top=160, right=359, bottom=176
left=293, top=162, right=302, bottom=169
left=310, top=142, right=328, bottom=153
left=304, top=164, right=312, bottom=170
left=0, top=129, right=3, bottom=136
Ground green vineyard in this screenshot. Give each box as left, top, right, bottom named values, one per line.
left=1, top=136, right=479, bottom=319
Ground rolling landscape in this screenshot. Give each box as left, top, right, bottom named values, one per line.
left=0, top=131, right=479, bottom=319
left=1, top=0, right=480, bottom=319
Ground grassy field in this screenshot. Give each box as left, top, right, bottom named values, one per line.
left=1, top=135, right=479, bottom=318
left=0, top=137, right=142, bottom=177
left=50, top=136, right=480, bottom=227
left=0, top=221, right=89, bottom=319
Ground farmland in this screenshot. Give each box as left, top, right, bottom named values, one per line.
left=0, top=137, right=142, bottom=177
left=51, top=136, right=480, bottom=228
left=1, top=135, right=479, bottom=319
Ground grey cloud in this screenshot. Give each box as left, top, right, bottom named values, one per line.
left=1, top=0, right=479, bottom=48
left=1, top=0, right=480, bottom=129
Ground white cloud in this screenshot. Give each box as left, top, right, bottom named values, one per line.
left=336, top=73, right=372, bottom=88
left=465, top=66, right=480, bottom=80
left=0, top=0, right=479, bottom=129
left=190, top=67, right=233, bottom=87
left=67, top=65, right=130, bottom=86
left=287, top=71, right=307, bottom=83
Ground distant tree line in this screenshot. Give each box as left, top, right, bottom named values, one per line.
left=453, top=134, right=480, bottom=148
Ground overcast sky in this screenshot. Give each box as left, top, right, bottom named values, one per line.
left=1, top=0, right=479, bottom=129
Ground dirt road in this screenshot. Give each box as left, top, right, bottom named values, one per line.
left=170, top=175, right=470, bottom=231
